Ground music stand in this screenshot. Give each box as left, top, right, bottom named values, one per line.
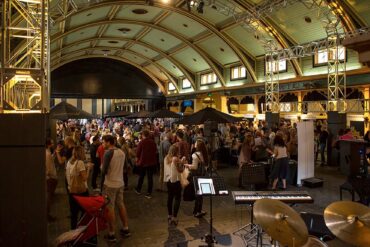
left=193, top=174, right=228, bottom=247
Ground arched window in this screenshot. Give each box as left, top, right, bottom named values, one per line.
left=227, top=97, right=239, bottom=114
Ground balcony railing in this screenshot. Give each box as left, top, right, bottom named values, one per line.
left=265, top=99, right=370, bottom=114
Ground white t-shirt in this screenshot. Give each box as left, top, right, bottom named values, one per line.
left=163, top=157, right=181, bottom=183
left=66, top=160, right=87, bottom=191
left=104, top=149, right=125, bottom=188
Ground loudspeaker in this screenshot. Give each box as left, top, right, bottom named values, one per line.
left=300, top=212, right=335, bottom=241
left=265, top=112, right=279, bottom=129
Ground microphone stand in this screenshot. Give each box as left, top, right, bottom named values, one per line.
left=201, top=133, right=217, bottom=247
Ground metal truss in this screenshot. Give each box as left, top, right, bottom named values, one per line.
left=1, top=0, right=49, bottom=112
left=49, top=0, right=78, bottom=25
left=265, top=41, right=280, bottom=113
left=197, top=0, right=352, bottom=113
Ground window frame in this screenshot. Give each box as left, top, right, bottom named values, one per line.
left=230, top=65, right=247, bottom=81
left=264, top=58, right=288, bottom=74
left=313, top=46, right=347, bottom=67
left=200, top=72, right=217, bottom=86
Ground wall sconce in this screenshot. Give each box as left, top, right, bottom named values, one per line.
left=364, top=116, right=369, bottom=128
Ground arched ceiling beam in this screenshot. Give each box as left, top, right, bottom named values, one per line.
left=330, top=0, right=357, bottom=32
left=51, top=54, right=166, bottom=94
left=230, top=0, right=303, bottom=76
left=155, top=2, right=257, bottom=82
left=53, top=0, right=257, bottom=82
left=51, top=46, right=177, bottom=88
left=340, top=0, right=368, bottom=28
left=50, top=36, right=196, bottom=89
left=51, top=19, right=227, bottom=87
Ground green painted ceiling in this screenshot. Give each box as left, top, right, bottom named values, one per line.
left=47, top=0, right=369, bottom=94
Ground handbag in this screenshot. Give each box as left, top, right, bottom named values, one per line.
left=180, top=167, right=190, bottom=188
left=69, top=160, right=86, bottom=194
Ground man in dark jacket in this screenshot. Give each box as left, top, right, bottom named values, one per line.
left=135, top=130, right=158, bottom=199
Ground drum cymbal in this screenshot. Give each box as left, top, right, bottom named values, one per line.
left=324, top=201, right=370, bottom=247
left=254, top=198, right=308, bottom=247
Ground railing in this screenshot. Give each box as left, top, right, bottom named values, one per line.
left=268, top=99, right=370, bottom=114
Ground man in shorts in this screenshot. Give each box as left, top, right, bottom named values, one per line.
left=101, top=135, right=131, bottom=242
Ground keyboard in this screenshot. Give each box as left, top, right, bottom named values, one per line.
left=232, top=190, right=314, bottom=204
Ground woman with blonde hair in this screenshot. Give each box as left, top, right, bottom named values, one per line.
left=66, top=146, right=90, bottom=229
left=164, top=145, right=184, bottom=225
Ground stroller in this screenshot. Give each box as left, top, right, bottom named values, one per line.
left=56, top=195, right=109, bottom=246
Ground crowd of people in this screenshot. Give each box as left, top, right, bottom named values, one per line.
left=45, top=117, right=369, bottom=242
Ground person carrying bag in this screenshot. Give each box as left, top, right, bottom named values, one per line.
left=66, top=146, right=90, bottom=229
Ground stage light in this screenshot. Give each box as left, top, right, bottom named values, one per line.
left=197, top=0, right=204, bottom=14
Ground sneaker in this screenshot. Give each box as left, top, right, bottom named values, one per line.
left=194, top=211, right=207, bottom=218
left=104, top=234, right=117, bottom=242
left=145, top=193, right=152, bottom=199
left=120, top=229, right=131, bottom=238
left=134, top=188, right=141, bottom=195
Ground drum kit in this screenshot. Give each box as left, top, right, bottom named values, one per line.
left=252, top=199, right=370, bottom=247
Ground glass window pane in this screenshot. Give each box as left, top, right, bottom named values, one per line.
left=240, top=67, right=246, bottom=77
left=338, top=46, right=345, bottom=60
left=168, top=83, right=175, bottom=91
left=182, top=79, right=191, bottom=88
left=279, top=60, right=286, bottom=71
left=232, top=68, right=238, bottom=79
left=201, top=75, right=207, bottom=84
left=318, top=50, right=328, bottom=64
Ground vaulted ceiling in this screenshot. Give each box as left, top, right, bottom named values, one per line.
left=47, top=0, right=368, bottom=94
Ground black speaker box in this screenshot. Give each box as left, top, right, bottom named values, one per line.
left=302, top=177, right=324, bottom=188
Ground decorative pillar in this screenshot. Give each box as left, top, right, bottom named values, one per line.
left=220, top=96, right=228, bottom=113
left=364, top=88, right=370, bottom=133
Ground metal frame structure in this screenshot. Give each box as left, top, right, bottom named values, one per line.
left=1, top=0, right=49, bottom=112
left=193, top=0, right=350, bottom=113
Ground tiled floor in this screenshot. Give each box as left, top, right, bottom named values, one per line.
left=48, top=164, right=355, bottom=247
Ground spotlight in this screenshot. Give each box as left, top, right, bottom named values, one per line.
left=197, top=0, right=204, bottom=14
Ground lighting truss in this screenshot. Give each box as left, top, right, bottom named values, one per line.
left=49, top=0, right=78, bottom=24
left=198, top=0, right=352, bottom=113
left=1, top=0, right=49, bottom=112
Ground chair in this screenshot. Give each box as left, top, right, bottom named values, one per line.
left=339, top=181, right=355, bottom=201
left=348, top=176, right=370, bottom=206
left=241, top=163, right=267, bottom=190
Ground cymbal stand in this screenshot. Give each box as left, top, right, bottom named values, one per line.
left=233, top=203, right=265, bottom=247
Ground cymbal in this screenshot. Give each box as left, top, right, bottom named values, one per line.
left=324, top=201, right=370, bottom=247
left=254, top=198, right=308, bottom=247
